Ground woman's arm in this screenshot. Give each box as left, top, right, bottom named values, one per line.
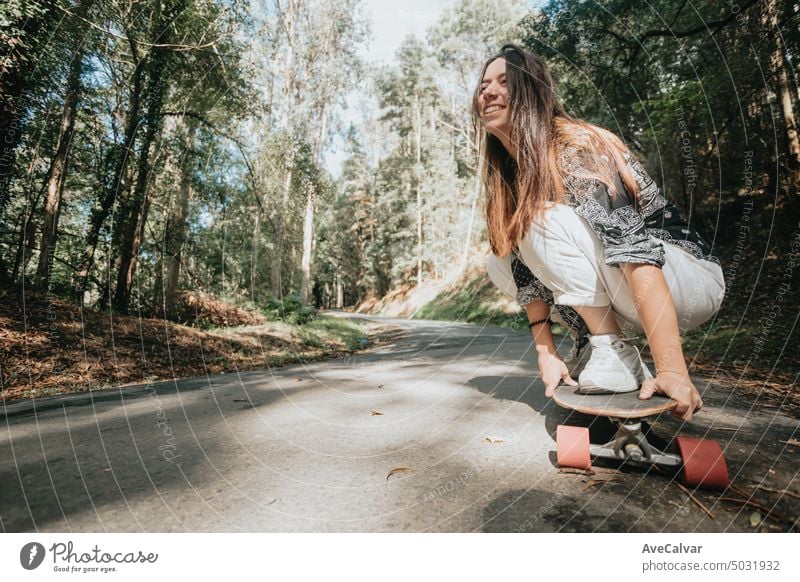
left=620, top=262, right=703, bottom=421
left=524, top=300, right=577, bottom=396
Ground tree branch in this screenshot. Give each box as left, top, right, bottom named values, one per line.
left=623, top=0, right=761, bottom=69
left=637, top=0, right=760, bottom=41
left=56, top=4, right=229, bottom=52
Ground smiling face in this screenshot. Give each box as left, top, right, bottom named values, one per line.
left=478, top=57, right=511, bottom=140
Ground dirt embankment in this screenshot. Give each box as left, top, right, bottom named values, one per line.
left=1, top=285, right=384, bottom=402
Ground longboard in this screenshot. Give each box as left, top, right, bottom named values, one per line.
left=551, top=384, right=729, bottom=490
left=552, top=385, right=676, bottom=419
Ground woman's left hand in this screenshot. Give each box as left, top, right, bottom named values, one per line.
left=639, top=372, right=703, bottom=422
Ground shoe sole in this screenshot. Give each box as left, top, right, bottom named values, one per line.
left=576, top=384, right=640, bottom=395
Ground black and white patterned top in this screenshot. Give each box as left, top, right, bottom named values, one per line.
left=510, top=148, right=719, bottom=343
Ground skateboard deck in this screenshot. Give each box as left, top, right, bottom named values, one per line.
left=552, top=384, right=677, bottom=419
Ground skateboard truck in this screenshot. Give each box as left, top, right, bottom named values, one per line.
left=599, top=420, right=681, bottom=467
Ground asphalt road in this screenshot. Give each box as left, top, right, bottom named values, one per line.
left=2, top=314, right=798, bottom=532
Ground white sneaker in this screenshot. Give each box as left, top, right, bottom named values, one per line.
left=577, top=334, right=649, bottom=394
left=564, top=340, right=592, bottom=379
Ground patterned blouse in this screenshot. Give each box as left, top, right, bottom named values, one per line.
left=510, top=147, right=719, bottom=345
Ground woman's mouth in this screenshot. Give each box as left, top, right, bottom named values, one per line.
left=484, top=105, right=504, bottom=115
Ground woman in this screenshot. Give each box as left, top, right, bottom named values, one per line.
left=475, top=44, right=725, bottom=422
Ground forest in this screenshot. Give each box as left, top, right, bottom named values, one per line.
left=2, top=0, right=799, bottom=396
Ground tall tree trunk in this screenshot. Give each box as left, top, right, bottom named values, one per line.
left=112, top=0, right=188, bottom=312
left=270, top=0, right=297, bottom=299
left=766, top=0, right=800, bottom=185
left=271, top=168, right=292, bottom=297
left=414, top=95, right=423, bottom=290
left=36, top=47, right=84, bottom=289
left=165, top=123, right=196, bottom=314
left=75, top=57, right=145, bottom=297
left=300, top=181, right=315, bottom=304
left=113, top=55, right=168, bottom=312
left=250, top=202, right=262, bottom=299
left=300, top=102, right=328, bottom=304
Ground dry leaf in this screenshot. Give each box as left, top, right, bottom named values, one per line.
left=233, top=399, right=248, bottom=402
left=484, top=436, right=505, bottom=444
left=377, top=384, right=384, bottom=388
left=295, top=378, right=304, bottom=382
left=750, top=511, right=761, bottom=527
left=370, top=409, right=384, bottom=416
left=386, top=467, right=414, bottom=483
left=779, top=438, right=800, bottom=448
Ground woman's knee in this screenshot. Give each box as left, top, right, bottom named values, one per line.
left=667, top=258, right=726, bottom=332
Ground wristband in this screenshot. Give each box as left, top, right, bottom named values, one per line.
left=528, top=317, right=552, bottom=329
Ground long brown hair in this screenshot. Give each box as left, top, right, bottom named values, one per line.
left=472, top=44, right=641, bottom=257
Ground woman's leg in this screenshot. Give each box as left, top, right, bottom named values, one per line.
left=516, top=204, right=724, bottom=392
left=487, top=252, right=591, bottom=376
left=516, top=204, right=724, bottom=335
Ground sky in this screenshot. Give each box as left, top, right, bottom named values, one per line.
left=358, top=0, right=460, bottom=65
left=358, top=0, right=548, bottom=65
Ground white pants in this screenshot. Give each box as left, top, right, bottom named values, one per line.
left=488, top=204, right=726, bottom=335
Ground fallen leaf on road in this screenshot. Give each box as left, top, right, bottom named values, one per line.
left=295, top=378, right=304, bottom=382
left=386, top=467, right=414, bottom=483
left=779, top=438, right=800, bottom=448
left=750, top=511, right=761, bottom=527
left=370, top=410, right=384, bottom=416
left=582, top=478, right=619, bottom=490
left=484, top=436, right=505, bottom=444
left=233, top=399, right=249, bottom=402
left=377, top=384, right=384, bottom=388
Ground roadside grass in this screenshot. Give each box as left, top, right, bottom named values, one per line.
left=411, top=269, right=522, bottom=328
left=239, top=315, right=371, bottom=354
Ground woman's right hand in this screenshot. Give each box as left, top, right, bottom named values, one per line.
left=537, top=352, right=578, bottom=397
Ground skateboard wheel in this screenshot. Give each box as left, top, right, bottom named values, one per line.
left=676, top=436, right=730, bottom=490
left=556, top=425, right=591, bottom=470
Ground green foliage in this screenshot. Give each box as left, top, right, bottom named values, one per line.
left=519, top=0, right=799, bottom=223
left=263, top=293, right=318, bottom=325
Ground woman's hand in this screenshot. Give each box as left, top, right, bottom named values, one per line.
left=639, top=372, right=703, bottom=421
left=537, top=351, right=577, bottom=397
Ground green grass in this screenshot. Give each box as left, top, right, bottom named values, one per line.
left=412, top=271, right=521, bottom=328
left=299, top=316, right=369, bottom=351
left=683, top=319, right=799, bottom=371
